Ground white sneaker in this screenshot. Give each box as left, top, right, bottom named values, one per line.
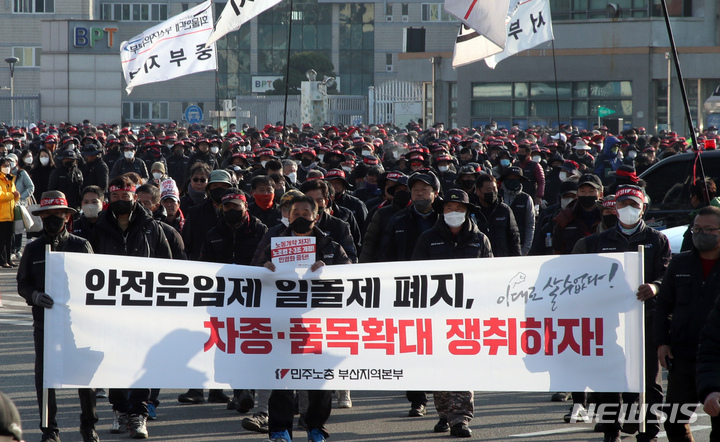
left=129, top=414, right=148, bottom=439
left=110, top=410, right=128, bottom=433
left=337, top=390, right=352, bottom=408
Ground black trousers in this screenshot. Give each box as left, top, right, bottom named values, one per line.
left=109, top=388, right=150, bottom=416
left=33, top=327, right=97, bottom=431
left=664, top=356, right=720, bottom=442
left=0, top=221, right=13, bottom=265
left=406, top=391, right=428, bottom=406
left=268, top=390, right=331, bottom=437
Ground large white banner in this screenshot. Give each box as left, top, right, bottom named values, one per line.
left=44, top=252, right=643, bottom=392
left=206, top=0, right=283, bottom=47
left=485, top=0, right=554, bottom=69
left=120, top=1, right=216, bottom=94
left=444, top=0, right=510, bottom=57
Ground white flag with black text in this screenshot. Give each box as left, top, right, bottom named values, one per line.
left=206, top=0, right=283, bottom=46
left=120, top=1, right=216, bottom=95
left=444, top=0, right=510, bottom=54
left=484, top=0, right=554, bottom=69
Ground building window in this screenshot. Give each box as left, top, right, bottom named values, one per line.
left=549, top=0, right=693, bottom=20
left=12, top=47, right=42, bottom=67
left=122, top=101, right=169, bottom=121
left=420, top=4, right=455, bottom=22
left=100, top=3, right=168, bottom=21
left=401, top=3, right=409, bottom=15
left=470, top=81, right=633, bottom=130
left=14, top=0, right=54, bottom=13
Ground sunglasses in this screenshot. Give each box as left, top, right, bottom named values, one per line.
left=192, top=177, right=207, bottom=183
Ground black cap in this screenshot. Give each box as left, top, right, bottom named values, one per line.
left=443, top=188, right=470, bottom=205
left=578, top=173, right=603, bottom=190
left=501, top=166, right=529, bottom=181
left=0, top=392, right=23, bottom=441
left=408, top=171, right=440, bottom=192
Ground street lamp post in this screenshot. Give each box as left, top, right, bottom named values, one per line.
left=5, top=57, right=19, bottom=127
left=665, top=52, right=671, bottom=132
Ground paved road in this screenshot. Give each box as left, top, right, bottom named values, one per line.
left=0, top=267, right=714, bottom=441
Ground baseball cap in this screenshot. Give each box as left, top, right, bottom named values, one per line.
left=408, top=171, right=440, bottom=192
left=208, top=169, right=232, bottom=185
left=615, top=185, right=646, bottom=205
left=577, top=173, right=602, bottom=190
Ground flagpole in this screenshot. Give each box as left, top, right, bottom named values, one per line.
left=282, top=0, right=294, bottom=132
left=659, top=0, right=707, bottom=199
left=551, top=40, right=561, bottom=130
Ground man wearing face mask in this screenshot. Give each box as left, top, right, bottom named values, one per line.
left=594, top=136, right=623, bottom=186
left=597, top=195, right=617, bottom=233
left=300, top=179, right=359, bottom=263
left=473, top=173, right=521, bottom=257
left=552, top=173, right=603, bottom=255
left=181, top=169, right=232, bottom=261
left=296, top=148, right=326, bottom=183
left=359, top=172, right=409, bottom=262
left=109, top=143, right=148, bottom=180
left=513, top=142, right=545, bottom=205
left=47, top=150, right=84, bottom=210
left=654, top=206, right=720, bottom=442
left=352, top=165, right=383, bottom=203
left=16, top=191, right=100, bottom=442
left=166, top=141, right=189, bottom=185
left=491, top=149, right=514, bottom=178
left=258, top=194, right=351, bottom=442
left=247, top=175, right=283, bottom=229
left=324, top=169, right=368, bottom=229
left=412, top=188, right=492, bottom=438
left=530, top=180, right=579, bottom=256
left=136, top=184, right=186, bottom=260
left=250, top=189, right=304, bottom=266
left=79, top=144, right=109, bottom=193
left=573, top=185, right=670, bottom=442
left=498, top=167, right=535, bottom=256
left=73, top=185, right=104, bottom=241
left=433, top=153, right=458, bottom=196
left=456, top=165, right=481, bottom=202
left=185, top=138, right=219, bottom=176
left=90, top=175, right=172, bottom=439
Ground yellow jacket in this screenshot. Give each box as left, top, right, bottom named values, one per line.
left=0, top=174, right=18, bottom=222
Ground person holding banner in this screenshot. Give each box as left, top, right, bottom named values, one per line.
left=259, top=194, right=351, bottom=442
left=655, top=206, right=720, bottom=441
left=16, top=191, right=99, bottom=442
left=90, top=174, right=172, bottom=439
left=573, top=184, right=670, bottom=442
left=412, top=188, right=493, bottom=438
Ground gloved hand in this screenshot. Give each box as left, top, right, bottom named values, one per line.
left=31, top=291, right=54, bottom=309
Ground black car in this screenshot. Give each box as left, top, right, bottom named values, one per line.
left=640, top=150, right=720, bottom=230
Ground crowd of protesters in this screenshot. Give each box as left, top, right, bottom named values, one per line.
left=5, top=117, right=720, bottom=442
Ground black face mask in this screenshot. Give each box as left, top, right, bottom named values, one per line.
left=209, top=187, right=227, bottom=204
left=110, top=200, right=134, bottom=216
left=578, top=195, right=598, bottom=209
left=43, top=215, right=66, bottom=234
left=393, top=190, right=411, bottom=209
left=602, top=214, right=617, bottom=227
left=63, top=161, right=75, bottom=169
left=517, top=154, right=528, bottom=163
left=504, top=179, right=522, bottom=192
left=327, top=159, right=341, bottom=169
left=224, top=209, right=246, bottom=226
left=483, top=191, right=498, bottom=205
left=460, top=180, right=475, bottom=191
left=290, top=216, right=313, bottom=234
left=300, top=158, right=313, bottom=167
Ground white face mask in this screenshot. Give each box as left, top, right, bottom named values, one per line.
left=260, top=160, right=268, bottom=168
left=124, top=150, right=135, bottom=159
left=317, top=154, right=325, bottom=162
left=532, top=155, right=542, bottom=163
left=210, top=146, right=219, bottom=154
left=82, top=203, right=102, bottom=218
left=23, top=156, right=33, bottom=165
left=281, top=215, right=290, bottom=227
left=40, top=156, right=50, bottom=166
left=8, top=161, right=16, bottom=170
left=287, top=172, right=297, bottom=184
left=1, top=167, right=10, bottom=175
left=560, top=197, right=575, bottom=209
left=153, top=172, right=163, bottom=180
left=444, top=211, right=466, bottom=228
left=627, top=150, right=637, bottom=159
left=342, top=166, right=353, bottom=174
left=3, top=144, right=12, bottom=150
left=558, top=171, right=568, bottom=181
left=617, top=205, right=642, bottom=226
left=438, top=165, right=449, bottom=173
left=362, top=150, right=373, bottom=157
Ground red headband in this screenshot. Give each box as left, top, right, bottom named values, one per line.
left=221, top=193, right=247, bottom=203
left=614, top=169, right=639, bottom=183
left=616, top=187, right=644, bottom=202
left=109, top=185, right=137, bottom=193
left=40, top=197, right=68, bottom=207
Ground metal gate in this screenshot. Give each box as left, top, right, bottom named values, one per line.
left=326, top=95, right=367, bottom=126
left=368, top=80, right=423, bottom=126
left=0, top=95, right=40, bottom=127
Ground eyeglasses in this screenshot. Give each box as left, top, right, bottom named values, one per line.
left=691, top=227, right=720, bottom=234
left=192, top=177, right=207, bottom=183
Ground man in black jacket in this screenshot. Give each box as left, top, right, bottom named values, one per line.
left=181, top=169, right=232, bottom=260
left=325, top=169, right=368, bottom=228
left=655, top=206, right=720, bottom=441
left=79, top=143, right=109, bottom=193
left=697, top=283, right=720, bottom=440
left=472, top=173, right=521, bottom=257
left=411, top=189, right=492, bottom=439
left=109, top=142, right=148, bottom=180
left=17, top=191, right=98, bottom=442
left=90, top=175, right=172, bottom=439
left=258, top=195, right=351, bottom=442
left=573, top=185, right=671, bottom=442
left=247, top=175, right=283, bottom=229
left=47, top=149, right=84, bottom=209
